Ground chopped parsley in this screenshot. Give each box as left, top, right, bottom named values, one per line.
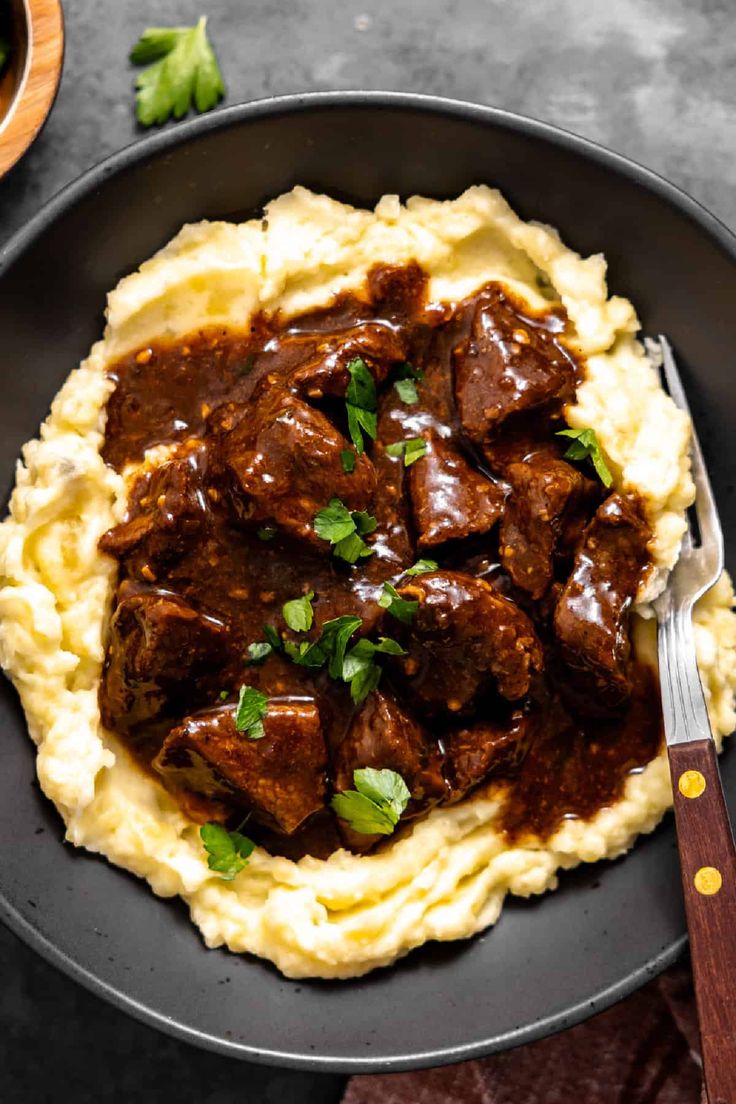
left=263, top=624, right=282, bottom=651
left=340, top=449, right=356, bottom=474
left=331, top=768, right=411, bottom=835
left=377, top=582, right=418, bottom=624
left=394, top=378, right=419, bottom=405
left=282, top=591, right=315, bottom=633
left=200, top=823, right=255, bottom=880
left=130, top=17, right=225, bottom=127
left=256, top=526, right=277, bottom=541
left=392, top=361, right=424, bottom=405
left=218, top=689, right=229, bottom=701
left=556, top=427, right=613, bottom=487
left=313, top=498, right=376, bottom=563
left=341, top=636, right=406, bottom=704
left=234, top=685, right=268, bottom=739
left=405, top=558, right=438, bottom=576
left=385, top=437, right=428, bottom=467
left=276, top=612, right=400, bottom=703
left=245, top=641, right=273, bottom=666
left=345, top=358, right=377, bottom=454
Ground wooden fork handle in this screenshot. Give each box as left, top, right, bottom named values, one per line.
left=669, top=738, right=736, bottom=1104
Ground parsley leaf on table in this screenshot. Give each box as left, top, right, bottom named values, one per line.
left=556, top=427, right=613, bottom=487
left=200, top=823, right=255, bottom=880
left=282, top=591, right=315, bottom=633
left=234, top=685, right=269, bottom=739
left=331, top=768, right=411, bottom=835
left=377, top=582, right=418, bottom=624
left=130, top=16, right=224, bottom=127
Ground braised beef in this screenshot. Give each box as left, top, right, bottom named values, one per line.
left=445, top=712, right=535, bottom=800
left=100, top=588, right=228, bottom=734
left=554, top=494, right=651, bottom=712
left=293, top=322, right=409, bottom=400
left=392, top=571, right=543, bottom=714
left=333, top=689, right=447, bottom=803
left=99, top=448, right=209, bottom=579
left=453, top=287, right=577, bottom=443
left=222, top=389, right=376, bottom=545
left=499, top=457, right=599, bottom=599
left=409, top=433, right=504, bottom=549
left=155, top=699, right=327, bottom=833
left=98, top=264, right=663, bottom=860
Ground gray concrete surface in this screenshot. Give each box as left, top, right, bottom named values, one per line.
left=1, top=0, right=734, bottom=1100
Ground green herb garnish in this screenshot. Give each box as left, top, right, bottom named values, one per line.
left=392, top=361, right=424, bottom=405
left=404, top=559, right=438, bottom=576
left=385, top=437, right=428, bottom=467
left=200, top=823, right=255, bottom=880
left=331, top=768, right=411, bottom=835
left=556, top=427, right=613, bottom=487
left=345, top=358, right=377, bottom=454
left=342, top=636, right=406, bottom=704
left=340, top=449, right=356, bottom=474
left=283, top=614, right=362, bottom=673
left=394, top=378, right=419, bottom=405
left=257, top=526, right=277, bottom=541
left=218, top=689, right=229, bottom=701
left=262, top=624, right=282, bottom=651
left=313, top=498, right=376, bottom=563
left=234, top=685, right=268, bottom=740
left=130, top=16, right=225, bottom=127
left=377, top=582, right=418, bottom=624
left=246, top=641, right=273, bottom=666
left=282, top=591, right=315, bottom=633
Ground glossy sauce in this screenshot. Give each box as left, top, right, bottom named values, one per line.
left=99, top=264, right=662, bottom=857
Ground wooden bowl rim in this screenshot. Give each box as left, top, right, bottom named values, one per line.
left=0, top=0, right=64, bottom=179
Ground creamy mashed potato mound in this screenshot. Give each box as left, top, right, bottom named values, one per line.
left=1, top=186, right=734, bottom=979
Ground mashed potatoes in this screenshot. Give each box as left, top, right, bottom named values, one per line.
left=0, top=185, right=734, bottom=979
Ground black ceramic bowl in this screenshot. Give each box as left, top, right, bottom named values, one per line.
left=1, top=92, right=735, bottom=1073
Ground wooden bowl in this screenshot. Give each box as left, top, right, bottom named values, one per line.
left=0, top=0, right=64, bottom=178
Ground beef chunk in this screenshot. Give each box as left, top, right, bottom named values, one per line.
left=333, top=689, right=446, bottom=802
left=222, top=391, right=376, bottom=545
left=409, top=433, right=504, bottom=549
left=293, top=323, right=409, bottom=400
left=99, top=449, right=208, bottom=578
left=392, top=571, right=543, bottom=715
left=100, top=590, right=228, bottom=732
left=445, top=712, right=534, bottom=800
left=155, top=699, right=327, bottom=834
left=499, top=457, right=599, bottom=598
left=453, top=289, right=576, bottom=443
left=481, top=414, right=563, bottom=478
left=554, top=494, right=651, bottom=712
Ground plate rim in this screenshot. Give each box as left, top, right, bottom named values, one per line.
left=0, top=89, right=732, bottom=1072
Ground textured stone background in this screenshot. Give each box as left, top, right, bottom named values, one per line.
left=1, top=0, right=734, bottom=1100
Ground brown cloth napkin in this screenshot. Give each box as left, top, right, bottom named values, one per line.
left=343, top=963, right=703, bottom=1104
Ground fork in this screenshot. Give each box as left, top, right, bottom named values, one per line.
left=654, top=336, right=736, bottom=1104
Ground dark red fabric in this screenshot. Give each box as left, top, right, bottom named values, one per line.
left=343, top=963, right=703, bottom=1104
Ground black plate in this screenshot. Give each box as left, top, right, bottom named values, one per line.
left=1, top=92, right=735, bottom=1073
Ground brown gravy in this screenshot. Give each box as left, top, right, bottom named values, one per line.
left=98, top=263, right=662, bottom=857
